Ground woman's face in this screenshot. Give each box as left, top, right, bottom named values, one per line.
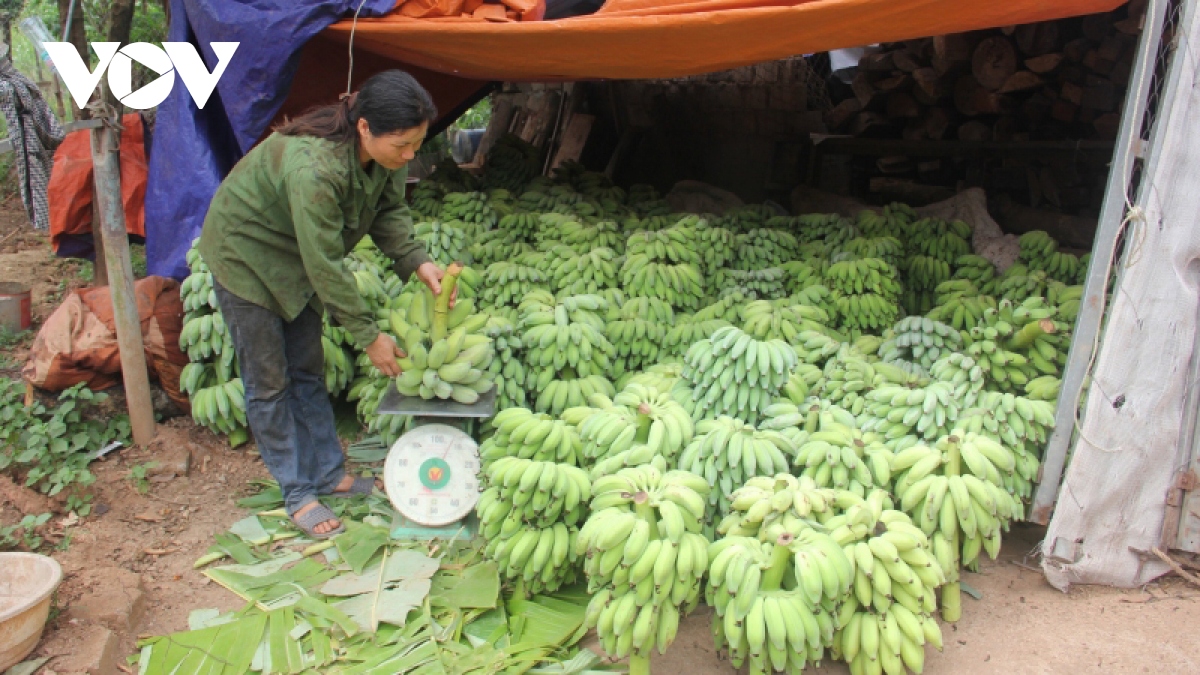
left=359, top=119, right=428, bottom=170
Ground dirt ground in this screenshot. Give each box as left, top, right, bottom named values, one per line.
left=3, top=202, right=1200, bottom=674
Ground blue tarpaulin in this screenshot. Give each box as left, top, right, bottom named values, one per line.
left=145, top=0, right=396, bottom=280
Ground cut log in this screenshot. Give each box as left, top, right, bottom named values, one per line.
left=1061, top=82, right=1084, bottom=105
left=1083, top=50, right=1115, bottom=75
left=923, top=106, right=952, bottom=140
left=886, top=92, right=922, bottom=119
left=1039, top=166, right=1062, bottom=208
left=850, top=112, right=891, bottom=136
left=875, top=73, right=912, bottom=94
left=1098, top=34, right=1130, bottom=62
left=869, top=178, right=956, bottom=204
left=1050, top=100, right=1079, bottom=123
left=992, top=195, right=1097, bottom=249
left=998, top=71, right=1043, bottom=94
left=993, top=116, right=1018, bottom=142
left=893, top=50, right=922, bottom=73
left=954, top=76, right=1010, bottom=116
left=1081, top=13, right=1115, bottom=42
left=912, top=68, right=949, bottom=100
left=825, top=98, right=862, bottom=131
left=933, top=33, right=976, bottom=74
left=1026, top=166, right=1043, bottom=207
left=1081, top=81, right=1116, bottom=112
left=1093, top=112, right=1121, bottom=139
left=860, top=51, right=895, bottom=72
left=1063, top=38, right=1091, bottom=63
left=958, top=120, right=992, bottom=142
left=973, top=36, right=1019, bottom=90
left=852, top=72, right=879, bottom=109
left=1025, top=53, right=1064, bottom=74
left=876, top=155, right=912, bottom=174
left=1015, top=22, right=1061, bottom=57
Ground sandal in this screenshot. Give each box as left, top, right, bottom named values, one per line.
left=293, top=503, right=346, bottom=540
left=326, top=476, right=380, bottom=498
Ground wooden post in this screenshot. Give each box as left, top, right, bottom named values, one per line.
left=91, top=185, right=107, bottom=286
left=89, top=115, right=154, bottom=446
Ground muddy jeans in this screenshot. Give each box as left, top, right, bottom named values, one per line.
left=212, top=280, right=345, bottom=516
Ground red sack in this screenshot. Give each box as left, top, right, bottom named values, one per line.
left=23, top=276, right=190, bottom=409
left=47, top=113, right=148, bottom=258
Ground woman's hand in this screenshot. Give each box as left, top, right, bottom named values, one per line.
left=416, top=262, right=457, bottom=307
left=365, top=333, right=406, bottom=377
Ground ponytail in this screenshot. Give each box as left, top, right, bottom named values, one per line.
left=276, top=71, right=437, bottom=142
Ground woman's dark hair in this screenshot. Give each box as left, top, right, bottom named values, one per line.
left=276, top=70, right=437, bottom=142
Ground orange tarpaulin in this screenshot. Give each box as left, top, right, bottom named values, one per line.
left=323, top=0, right=1126, bottom=82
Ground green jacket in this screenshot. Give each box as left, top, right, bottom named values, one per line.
left=199, top=132, right=430, bottom=349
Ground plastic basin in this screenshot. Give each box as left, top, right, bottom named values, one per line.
left=0, top=553, right=63, bottom=671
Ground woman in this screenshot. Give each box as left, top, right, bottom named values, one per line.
left=198, top=70, right=444, bottom=538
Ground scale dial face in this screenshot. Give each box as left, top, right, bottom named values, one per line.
left=383, top=424, right=481, bottom=527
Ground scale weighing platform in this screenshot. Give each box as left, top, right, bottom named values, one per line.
left=376, top=383, right=496, bottom=541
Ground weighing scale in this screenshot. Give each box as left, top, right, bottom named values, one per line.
left=376, top=383, right=496, bottom=541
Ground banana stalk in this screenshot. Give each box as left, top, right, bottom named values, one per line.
left=431, top=261, right=465, bottom=344
left=1007, top=319, right=1055, bottom=350
left=941, top=437, right=963, bottom=622
left=758, top=535, right=793, bottom=592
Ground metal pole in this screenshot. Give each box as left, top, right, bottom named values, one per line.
left=89, top=112, right=155, bottom=445
left=1028, top=0, right=1171, bottom=524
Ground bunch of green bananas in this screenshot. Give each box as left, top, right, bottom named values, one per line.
left=479, top=511, right=581, bottom=597
left=824, top=258, right=902, bottom=333
left=961, top=297, right=1067, bottom=389
left=925, top=291, right=997, bottom=331
left=662, top=317, right=732, bottom=359
left=809, top=350, right=905, bottom=417
left=480, top=457, right=590, bottom=528
left=861, top=381, right=960, bottom=441
left=606, top=313, right=670, bottom=377
left=904, top=218, right=971, bottom=259
left=478, top=261, right=547, bottom=308
left=842, top=236, right=905, bottom=269
left=952, top=254, right=998, bottom=291
left=545, top=246, right=620, bottom=295
left=408, top=181, right=445, bottom=219
left=730, top=228, right=799, bottom=271
left=740, top=300, right=830, bottom=342
left=625, top=227, right=702, bottom=265
left=677, top=416, right=795, bottom=523
left=1023, top=375, right=1061, bottom=401
left=180, top=312, right=230, bottom=361
left=573, top=383, right=694, bottom=478
left=692, top=294, right=745, bottom=323
left=902, top=254, right=953, bottom=311
left=517, top=292, right=617, bottom=414
left=480, top=407, right=581, bottom=466
left=956, top=391, right=1054, bottom=501
left=995, top=265, right=1051, bottom=302
left=859, top=203, right=917, bottom=237
left=188, top=377, right=248, bottom=444
left=494, top=212, right=541, bottom=242
left=1047, top=281, right=1084, bottom=322
left=718, top=267, right=789, bottom=300
left=791, top=420, right=892, bottom=496
left=890, top=433, right=1021, bottom=622
left=878, top=316, right=963, bottom=376
left=715, top=473, right=847, bottom=540
left=483, top=317, right=529, bottom=410
left=1017, top=230, right=1058, bottom=267
left=614, top=362, right=685, bottom=398
left=440, top=191, right=498, bottom=229
left=348, top=262, right=392, bottom=307
left=180, top=257, right=218, bottom=313
left=827, top=494, right=947, bottom=675
left=716, top=204, right=775, bottom=234
left=791, top=330, right=844, bottom=367
left=677, top=326, right=799, bottom=425
left=778, top=366, right=824, bottom=405
left=578, top=466, right=710, bottom=668
left=321, top=325, right=356, bottom=396
left=390, top=265, right=496, bottom=403
left=556, top=220, right=626, bottom=254
left=928, top=352, right=986, bottom=408
left=626, top=183, right=661, bottom=206
left=347, top=350, right=412, bottom=446
left=414, top=220, right=469, bottom=265
left=619, top=254, right=706, bottom=311
left=692, top=223, right=738, bottom=272
left=706, top=530, right=845, bottom=674
left=795, top=213, right=856, bottom=248
left=481, top=134, right=540, bottom=192
left=779, top=261, right=824, bottom=296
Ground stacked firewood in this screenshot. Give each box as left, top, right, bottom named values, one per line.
left=826, top=2, right=1146, bottom=143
